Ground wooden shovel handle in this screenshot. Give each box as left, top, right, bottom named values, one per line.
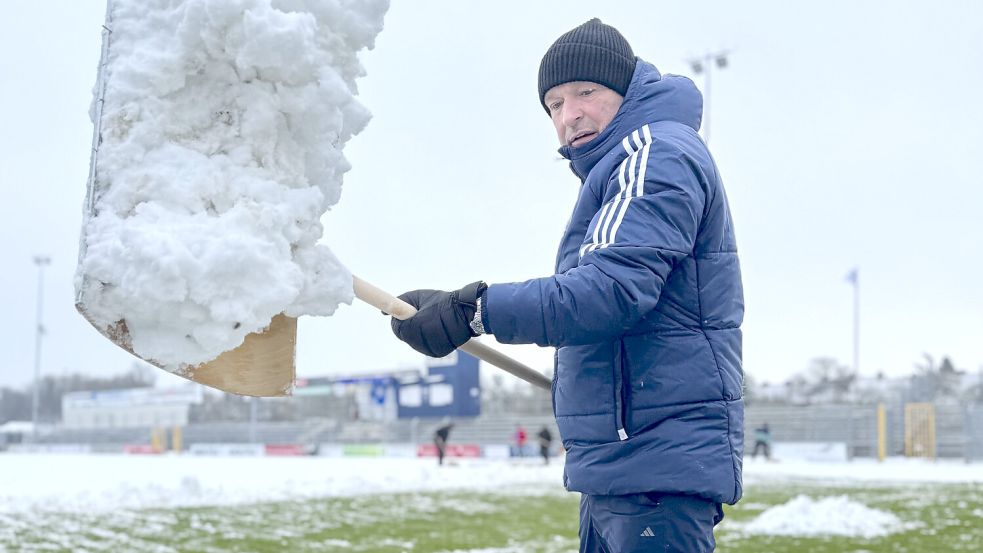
left=353, top=275, right=419, bottom=320
left=353, top=276, right=552, bottom=391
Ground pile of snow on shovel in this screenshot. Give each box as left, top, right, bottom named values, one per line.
left=76, top=0, right=388, bottom=370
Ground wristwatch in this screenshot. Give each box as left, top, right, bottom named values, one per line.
left=470, top=296, right=486, bottom=335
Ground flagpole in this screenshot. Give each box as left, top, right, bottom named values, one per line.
left=851, top=268, right=860, bottom=375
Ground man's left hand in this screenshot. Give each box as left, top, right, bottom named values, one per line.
left=391, top=281, right=486, bottom=358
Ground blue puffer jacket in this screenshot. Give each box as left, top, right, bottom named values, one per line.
left=484, top=60, right=744, bottom=504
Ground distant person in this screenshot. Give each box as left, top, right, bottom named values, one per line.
left=434, top=421, right=454, bottom=466
left=537, top=426, right=553, bottom=465
left=514, top=424, right=528, bottom=457
left=752, top=423, right=772, bottom=460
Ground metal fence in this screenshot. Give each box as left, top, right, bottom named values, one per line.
left=965, top=405, right=983, bottom=461
left=24, top=414, right=560, bottom=451
left=16, top=403, right=983, bottom=461
left=745, top=404, right=875, bottom=459
left=746, top=402, right=983, bottom=461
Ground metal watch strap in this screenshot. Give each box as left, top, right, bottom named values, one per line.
left=470, top=296, right=486, bottom=335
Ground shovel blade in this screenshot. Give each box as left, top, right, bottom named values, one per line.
left=76, top=305, right=297, bottom=397
left=182, top=314, right=297, bottom=397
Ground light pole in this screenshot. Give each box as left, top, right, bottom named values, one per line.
left=31, top=255, right=51, bottom=440
left=249, top=396, right=258, bottom=443
left=688, top=50, right=730, bottom=145
left=845, top=267, right=860, bottom=375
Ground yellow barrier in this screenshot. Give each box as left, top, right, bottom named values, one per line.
left=150, top=427, right=164, bottom=453
left=172, top=426, right=183, bottom=454
left=904, top=403, right=936, bottom=460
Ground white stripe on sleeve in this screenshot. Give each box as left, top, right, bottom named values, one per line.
left=579, top=125, right=654, bottom=257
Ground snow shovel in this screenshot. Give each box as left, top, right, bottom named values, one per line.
left=75, top=1, right=550, bottom=397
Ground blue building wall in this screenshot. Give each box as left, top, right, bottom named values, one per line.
left=396, top=352, right=481, bottom=419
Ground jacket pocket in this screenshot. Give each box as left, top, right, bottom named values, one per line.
left=554, top=342, right=623, bottom=444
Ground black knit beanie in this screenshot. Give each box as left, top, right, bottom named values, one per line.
left=538, top=18, right=635, bottom=113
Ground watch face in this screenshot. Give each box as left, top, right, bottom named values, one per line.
left=470, top=298, right=485, bottom=335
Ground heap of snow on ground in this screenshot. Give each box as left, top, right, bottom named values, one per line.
left=76, top=0, right=388, bottom=370
left=738, top=494, right=907, bottom=538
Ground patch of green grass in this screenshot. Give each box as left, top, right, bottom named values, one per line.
left=3, top=481, right=982, bottom=552
left=2, top=485, right=580, bottom=553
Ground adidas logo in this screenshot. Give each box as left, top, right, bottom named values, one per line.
left=640, top=526, right=655, bottom=537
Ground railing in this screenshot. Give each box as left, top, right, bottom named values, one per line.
left=14, top=404, right=983, bottom=460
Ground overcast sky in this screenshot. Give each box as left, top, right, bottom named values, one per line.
left=1, top=0, right=981, bottom=391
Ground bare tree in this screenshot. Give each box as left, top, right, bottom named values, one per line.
left=804, top=357, right=856, bottom=403
left=909, top=353, right=964, bottom=402
left=0, top=363, right=157, bottom=424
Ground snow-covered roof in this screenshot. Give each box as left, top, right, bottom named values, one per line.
left=0, top=421, right=33, bottom=434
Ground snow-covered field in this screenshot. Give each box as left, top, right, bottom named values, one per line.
left=1, top=454, right=981, bottom=550
left=742, top=456, right=983, bottom=485
left=0, top=454, right=564, bottom=515
left=0, top=454, right=979, bottom=521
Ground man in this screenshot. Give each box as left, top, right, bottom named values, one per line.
left=537, top=425, right=553, bottom=465
left=752, top=422, right=772, bottom=460
left=433, top=420, right=453, bottom=466
left=392, top=18, right=743, bottom=552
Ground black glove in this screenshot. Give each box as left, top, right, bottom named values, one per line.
left=391, top=281, right=487, bottom=358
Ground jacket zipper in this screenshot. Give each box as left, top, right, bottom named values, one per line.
left=613, top=341, right=628, bottom=441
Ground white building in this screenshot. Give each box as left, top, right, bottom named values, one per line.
left=61, top=386, right=204, bottom=429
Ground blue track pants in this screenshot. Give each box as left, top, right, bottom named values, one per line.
left=579, top=492, right=724, bottom=552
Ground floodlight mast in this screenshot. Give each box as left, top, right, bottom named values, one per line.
left=31, top=255, right=51, bottom=441
left=688, top=50, right=730, bottom=145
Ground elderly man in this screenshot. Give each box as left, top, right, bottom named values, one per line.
left=391, top=18, right=744, bottom=552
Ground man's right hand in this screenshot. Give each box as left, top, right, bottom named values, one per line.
left=390, top=282, right=485, bottom=358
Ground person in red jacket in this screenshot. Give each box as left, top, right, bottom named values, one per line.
left=514, top=424, right=528, bottom=457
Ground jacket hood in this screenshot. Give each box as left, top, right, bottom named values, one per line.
left=559, top=60, right=704, bottom=180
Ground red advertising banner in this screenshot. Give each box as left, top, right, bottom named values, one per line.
left=264, top=444, right=306, bottom=456
left=416, top=444, right=482, bottom=458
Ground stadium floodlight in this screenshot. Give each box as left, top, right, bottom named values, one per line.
left=686, top=50, right=731, bottom=144
left=31, top=255, right=51, bottom=441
